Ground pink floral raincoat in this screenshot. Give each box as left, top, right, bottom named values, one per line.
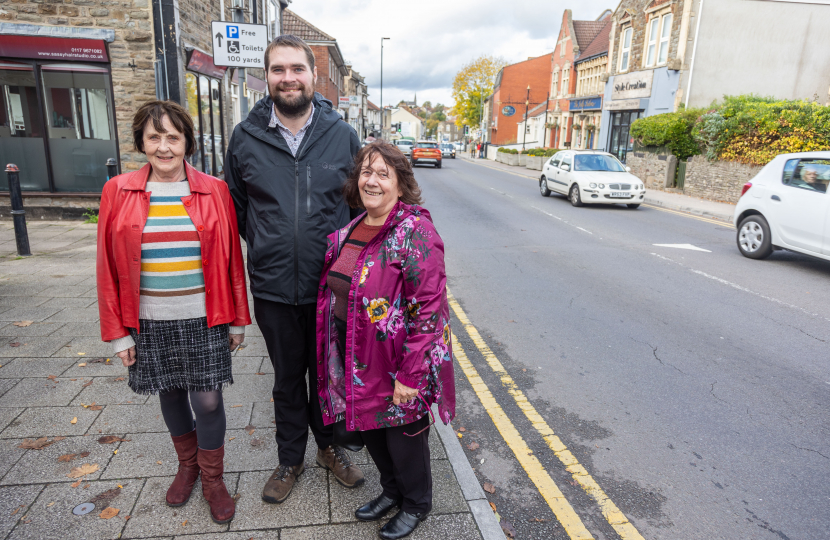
left=315, top=202, right=455, bottom=431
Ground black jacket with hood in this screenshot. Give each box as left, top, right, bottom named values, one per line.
left=225, top=92, right=360, bottom=305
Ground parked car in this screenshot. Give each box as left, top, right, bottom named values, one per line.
left=733, top=151, right=830, bottom=261
left=394, top=139, right=414, bottom=157
left=411, top=141, right=442, bottom=168
left=539, top=150, right=645, bottom=208
left=440, top=143, right=456, bottom=159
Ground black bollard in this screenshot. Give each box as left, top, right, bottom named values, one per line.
left=106, top=158, right=118, bottom=180
left=6, top=164, right=30, bottom=257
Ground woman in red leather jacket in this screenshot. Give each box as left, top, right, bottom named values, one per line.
left=96, top=100, right=250, bottom=525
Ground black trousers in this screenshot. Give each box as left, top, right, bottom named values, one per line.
left=254, top=298, right=332, bottom=466
left=361, top=415, right=432, bottom=514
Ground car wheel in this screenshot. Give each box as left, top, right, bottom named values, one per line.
left=540, top=176, right=551, bottom=197
left=627, top=204, right=640, bottom=209
left=737, top=215, right=773, bottom=259
left=569, top=184, right=583, bottom=207
left=436, top=161, right=442, bottom=169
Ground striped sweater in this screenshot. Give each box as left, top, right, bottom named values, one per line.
left=110, top=180, right=242, bottom=354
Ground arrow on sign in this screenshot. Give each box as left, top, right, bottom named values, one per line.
left=215, top=33, right=223, bottom=47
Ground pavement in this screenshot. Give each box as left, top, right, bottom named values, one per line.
left=461, top=155, right=738, bottom=223
left=0, top=221, right=504, bottom=540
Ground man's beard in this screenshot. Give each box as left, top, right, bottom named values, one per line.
left=271, top=83, right=314, bottom=118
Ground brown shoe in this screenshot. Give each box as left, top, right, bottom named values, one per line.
left=197, top=445, right=235, bottom=524
left=317, top=445, right=365, bottom=488
left=261, top=463, right=304, bottom=504
left=166, top=430, right=199, bottom=507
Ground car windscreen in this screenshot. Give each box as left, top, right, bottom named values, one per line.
left=416, top=143, right=438, bottom=148
left=574, top=154, right=626, bottom=172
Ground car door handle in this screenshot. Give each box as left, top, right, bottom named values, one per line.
left=771, top=195, right=781, bottom=201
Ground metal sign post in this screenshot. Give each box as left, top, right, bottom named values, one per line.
left=211, top=20, right=267, bottom=119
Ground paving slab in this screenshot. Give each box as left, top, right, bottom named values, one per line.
left=229, top=469, right=329, bottom=531
left=173, top=532, right=279, bottom=540
left=44, top=307, right=103, bottom=323
left=101, top=432, right=179, bottom=480
left=50, top=336, right=113, bottom=357
left=279, top=521, right=381, bottom=540
left=6, top=478, right=143, bottom=540
left=0, top=377, right=87, bottom=407
left=0, top=437, right=27, bottom=479
left=69, top=376, right=150, bottom=406
left=0, top=306, right=64, bottom=323
left=0, top=321, right=66, bottom=337
left=90, top=404, right=167, bottom=435
left=223, top=374, right=274, bottom=404
left=0, top=377, right=18, bottom=398
left=234, top=337, right=270, bottom=357
left=0, top=358, right=77, bottom=379
left=37, top=297, right=97, bottom=310
left=0, top=484, right=44, bottom=539
left=50, top=321, right=102, bottom=337
left=1, top=434, right=118, bottom=485
left=0, top=336, right=73, bottom=358
left=328, top=461, right=381, bottom=523
left=0, top=406, right=100, bottom=438
left=123, top=475, right=238, bottom=537
left=0, top=296, right=49, bottom=309
left=35, top=285, right=96, bottom=298
left=230, top=355, right=266, bottom=375
left=62, top=360, right=125, bottom=378
left=0, top=407, right=23, bottom=433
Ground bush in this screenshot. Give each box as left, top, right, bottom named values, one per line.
left=629, top=107, right=705, bottom=161
left=692, top=95, right=830, bottom=165
left=83, top=208, right=99, bottom=224
left=524, top=147, right=560, bottom=157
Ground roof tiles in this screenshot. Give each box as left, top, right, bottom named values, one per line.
left=576, top=18, right=612, bottom=62
left=282, top=9, right=336, bottom=42
left=572, top=20, right=607, bottom=51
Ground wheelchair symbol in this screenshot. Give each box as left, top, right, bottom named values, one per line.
left=227, top=41, right=240, bottom=54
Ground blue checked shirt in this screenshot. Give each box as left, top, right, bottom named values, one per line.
left=269, top=103, right=315, bottom=157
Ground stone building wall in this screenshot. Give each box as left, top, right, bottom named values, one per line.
left=608, top=0, right=687, bottom=77
left=628, top=151, right=675, bottom=189
left=683, top=155, right=762, bottom=204
left=0, top=2, right=157, bottom=172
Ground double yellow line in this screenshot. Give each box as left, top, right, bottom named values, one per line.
left=448, top=289, right=644, bottom=540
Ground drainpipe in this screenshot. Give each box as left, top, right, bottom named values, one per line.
left=684, top=0, right=704, bottom=109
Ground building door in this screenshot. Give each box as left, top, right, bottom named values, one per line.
left=0, top=61, right=48, bottom=191
left=608, top=111, right=639, bottom=163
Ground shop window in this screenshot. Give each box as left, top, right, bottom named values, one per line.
left=185, top=72, right=225, bottom=177
left=618, top=27, right=632, bottom=72
left=658, top=14, right=673, bottom=65
left=0, top=61, right=48, bottom=191
left=41, top=64, right=116, bottom=192
left=268, top=0, right=279, bottom=41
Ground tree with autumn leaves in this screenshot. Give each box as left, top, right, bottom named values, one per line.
left=451, top=55, right=508, bottom=132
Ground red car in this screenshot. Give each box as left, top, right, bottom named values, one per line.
left=411, top=141, right=442, bottom=168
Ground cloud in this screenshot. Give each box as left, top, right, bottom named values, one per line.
left=288, top=0, right=614, bottom=108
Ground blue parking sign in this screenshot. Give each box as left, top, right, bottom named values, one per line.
left=227, top=26, right=239, bottom=38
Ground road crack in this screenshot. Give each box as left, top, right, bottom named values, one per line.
left=629, top=337, right=686, bottom=374
left=790, top=443, right=829, bottom=460
left=710, top=381, right=727, bottom=404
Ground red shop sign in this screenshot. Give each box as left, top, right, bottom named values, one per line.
left=187, top=49, right=226, bottom=79
left=0, top=35, right=108, bottom=62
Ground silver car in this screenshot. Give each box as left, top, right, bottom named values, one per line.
left=539, top=150, right=645, bottom=208
left=395, top=140, right=414, bottom=157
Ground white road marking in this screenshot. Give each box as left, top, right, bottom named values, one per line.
left=650, top=253, right=830, bottom=323
left=652, top=243, right=711, bottom=252
left=531, top=206, right=593, bottom=235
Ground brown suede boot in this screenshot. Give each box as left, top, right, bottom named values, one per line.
left=261, top=463, right=304, bottom=504
left=316, top=445, right=365, bottom=488
left=197, top=446, right=235, bottom=524
left=166, top=430, right=200, bottom=507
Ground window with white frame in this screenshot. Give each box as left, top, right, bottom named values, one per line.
left=658, top=13, right=673, bottom=64
left=562, top=68, right=570, bottom=97
left=551, top=70, right=559, bottom=96
left=267, top=0, right=279, bottom=41
left=618, top=26, right=632, bottom=72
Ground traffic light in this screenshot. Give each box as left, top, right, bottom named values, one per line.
left=464, top=125, right=469, bottom=135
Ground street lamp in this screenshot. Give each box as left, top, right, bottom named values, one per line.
left=521, top=85, right=530, bottom=151
left=380, top=37, right=390, bottom=132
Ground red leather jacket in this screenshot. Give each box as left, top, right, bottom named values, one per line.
left=97, top=161, right=251, bottom=343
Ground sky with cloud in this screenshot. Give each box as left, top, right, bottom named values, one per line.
left=288, top=0, right=615, bottom=110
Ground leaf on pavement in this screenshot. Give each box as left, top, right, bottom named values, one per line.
left=250, top=438, right=264, bottom=447
left=98, top=436, right=129, bottom=444
left=244, top=424, right=255, bottom=435
left=66, top=463, right=99, bottom=479
left=89, top=405, right=103, bottom=411
left=18, top=436, right=63, bottom=450
left=255, top=372, right=265, bottom=375
left=13, top=321, right=33, bottom=327
left=90, top=487, right=121, bottom=504
left=71, top=480, right=82, bottom=488
left=500, top=519, right=517, bottom=538
left=489, top=502, right=497, bottom=512
left=70, top=417, right=77, bottom=424
left=82, top=380, right=93, bottom=388
left=467, top=442, right=480, bottom=451
left=9, top=342, right=20, bottom=347
left=483, top=482, right=496, bottom=494
left=58, top=454, right=76, bottom=462
left=459, top=427, right=466, bottom=432
left=98, top=507, right=119, bottom=519
left=77, top=363, right=86, bottom=367
left=88, top=358, right=107, bottom=364
left=114, top=377, right=125, bottom=381
left=78, top=451, right=90, bottom=458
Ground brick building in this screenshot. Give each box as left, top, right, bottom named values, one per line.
left=282, top=9, right=346, bottom=108
left=0, top=0, right=288, bottom=214
left=572, top=18, right=612, bottom=149
left=489, top=53, right=552, bottom=147
left=546, top=9, right=609, bottom=149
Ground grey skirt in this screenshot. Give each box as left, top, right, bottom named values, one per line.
left=128, top=317, right=233, bottom=395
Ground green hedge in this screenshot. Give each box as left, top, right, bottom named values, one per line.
left=497, top=147, right=519, bottom=154
left=497, top=147, right=559, bottom=156
left=629, top=107, right=705, bottom=161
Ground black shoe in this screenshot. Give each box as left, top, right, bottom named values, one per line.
left=355, top=494, right=401, bottom=522
left=379, top=509, right=429, bottom=539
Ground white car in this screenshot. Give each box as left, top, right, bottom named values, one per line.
left=734, top=151, right=830, bottom=260
left=539, top=150, right=646, bottom=208
left=394, top=140, right=414, bottom=157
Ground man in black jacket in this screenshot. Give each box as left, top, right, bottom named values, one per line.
left=225, top=35, right=364, bottom=504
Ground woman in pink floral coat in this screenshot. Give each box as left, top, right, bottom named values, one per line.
left=316, top=141, right=455, bottom=539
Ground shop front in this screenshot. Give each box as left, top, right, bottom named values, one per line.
left=184, top=49, right=227, bottom=178
left=568, top=96, right=603, bottom=149
left=0, top=35, right=118, bottom=193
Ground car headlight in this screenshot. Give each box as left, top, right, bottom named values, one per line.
left=589, top=183, right=597, bottom=188
left=598, top=183, right=605, bottom=189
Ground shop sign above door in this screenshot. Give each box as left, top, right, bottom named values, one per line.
left=211, top=21, right=267, bottom=68
left=0, top=35, right=108, bottom=62
left=611, top=70, right=653, bottom=100
left=502, top=105, right=516, bottom=117
left=569, top=97, right=602, bottom=111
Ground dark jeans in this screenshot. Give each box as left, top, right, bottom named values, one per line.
left=361, top=415, right=432, bottom=514
left=254, top=298, right=332, bottom=466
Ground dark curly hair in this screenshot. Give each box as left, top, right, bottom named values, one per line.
left=132, top=100, right=197, bottom=157
left=343, top=140, right=423, bottom=209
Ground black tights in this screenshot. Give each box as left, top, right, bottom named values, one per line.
left=159, top=388, right=226, bottom=450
